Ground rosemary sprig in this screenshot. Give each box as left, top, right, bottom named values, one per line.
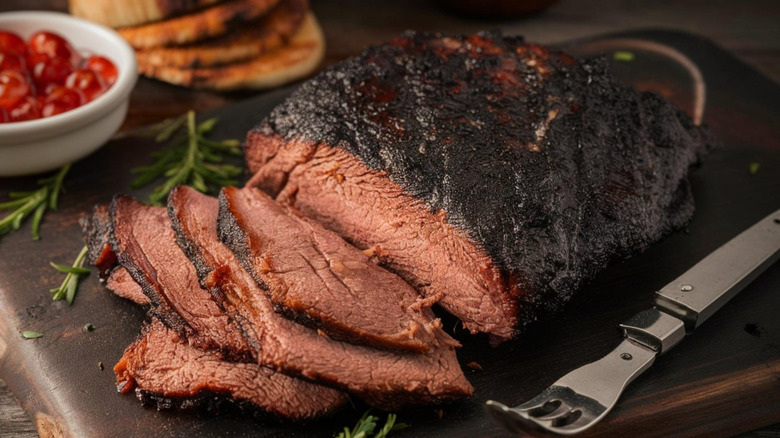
left=0, top=163, right=70, bottom=240
left=336, top=411, right=407, bottom=438
left=131, top=110, right=242, bottom=205
left=49, top=245, right=90, bottom=305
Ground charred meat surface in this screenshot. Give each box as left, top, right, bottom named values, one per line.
left=218, top=185, right=438, bottom=352
left=80, top=205, right=117, bottom=275
left=109, top=196, right=252, bottom=361
left=115, top=320, right=347, bottom=420
left=244, top=31, right=713, bottom=342
left=168, top=186, right=472, bottom=409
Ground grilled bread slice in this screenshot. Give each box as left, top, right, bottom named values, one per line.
left=136, top=0, right=307, bottom=68
left=119, top=0, right=280, bottom=50
left=69, top=0, right=225, bottom=29
left=138, top=12, right=324, bottom=90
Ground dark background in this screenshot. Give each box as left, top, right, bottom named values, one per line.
left=0, top=0, right=778, bottom=437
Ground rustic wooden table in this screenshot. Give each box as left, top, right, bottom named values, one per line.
left=0, top=0, right=778, bottom=437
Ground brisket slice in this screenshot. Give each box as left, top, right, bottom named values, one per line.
left=217, top=185, right=438, bottom=352
left=115, top=320, right=347, bottom=420
left=106, top=267, right=150, bottom=306
left=244, top=31, right=713, bottom=342
left=109, top=196, right=252, bottom=361
left=168, top=186, right=472, bottom=409
left=80, top=205, right=117, bottom=275
left=81, top=206, right=147, bottom=305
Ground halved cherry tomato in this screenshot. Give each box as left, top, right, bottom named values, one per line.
left=85, top=55, right=117, bottom=86
left=0, top=30, right=116, bottom=122
left=41, top=86, right=83, bottom=117
left=27, top=53, right=73, bottom=88
left=0, top=70, right=31, bottom=109
left=9, top=96, right=41, bottom=121
left=28, top=31, right=80, bottom=65
left=0, top=53, right=26, bottom=75
left=0, top=31, right=27, bottom=57
left=65, top=68, right=105, bottom=102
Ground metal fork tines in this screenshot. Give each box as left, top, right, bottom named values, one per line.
left=486, top=339, right=656, bottom=435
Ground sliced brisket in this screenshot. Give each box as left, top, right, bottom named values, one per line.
left=217, top=185, right=437, bottom=352
left=80, top=204, right=117, bottom=275
left=115, top=320, right=347, bottom=420
left=168, top=186, right=472, bottom=409
left=244, top=31, right=712, bottom=342
left=109, top=196, right=251, bottom=361
left=106, top=267, right=150, bottom=306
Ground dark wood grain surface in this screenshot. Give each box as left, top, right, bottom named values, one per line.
left=0, top=1, right=779, bottom=437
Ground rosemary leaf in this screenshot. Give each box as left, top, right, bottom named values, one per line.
left=50, top=245, right=90, bottom=305
left=613, top=51, right=635, bottom=62
left=49, top=262, right=90, bottom=275
left=22, top=331, right=44, bottom=339
left=155, top=115, right=186, bottom=142
left=31, top=202, right=47, bottom=240
left=131, top=110, right=241, bottom=205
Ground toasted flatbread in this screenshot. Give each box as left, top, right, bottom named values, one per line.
left=118, top=0, right=280, bottom=50
left=69, top=0, right=225, bottom=29
left=139, top=12, right=324, bottom=90
left=136, top=0, right=308, bottom=68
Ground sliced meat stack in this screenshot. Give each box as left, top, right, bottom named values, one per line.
left=217, top=185, right=437, bottom=352
left=244, top=31, right=713, bottom=343
left=170, top=186, right=470, bottom=408
left=82, top=185, right=472, bottom=419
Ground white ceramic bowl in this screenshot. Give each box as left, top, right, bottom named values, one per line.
left=0, top=11, right=137, bottom=177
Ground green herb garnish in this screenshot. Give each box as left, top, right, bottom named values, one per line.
left=336, top=411, right=408, bottom=438
left=49, top=245, right=90, bottom=305
left=0, top=164, right=70, bottom=240
left=131, top=110, right=242, bottom=205
left=22, top=331, right=44, bottom=339
left=84, top=323, right=95, bottom=332
left=613, top=51, right=635, bottom=62
left=749, top=162, right=760, bottom=175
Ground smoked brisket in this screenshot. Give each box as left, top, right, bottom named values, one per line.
left=244, top=31, right=713, bottom=342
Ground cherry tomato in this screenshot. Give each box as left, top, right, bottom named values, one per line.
left=28, top=31, right=80, bottom=65
left=27, top=53, right=73, bottom=88
left=0, top=106, right=9, bottom=123
left=85, top=55, right=117, bottom=86
left=0, top=70, right=31, bottom=109
left=65, top=68, right=105, bottom=102
left=0, top=31, right=27, bottom=57
left=41, top=86, right=83, bottom=117
left=0, top=53, right=26, bottom=75
left=9, top=96, right=41, bottom=121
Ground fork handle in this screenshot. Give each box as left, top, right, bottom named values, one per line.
left=654, top=209, right=780, bottom=332
left=620, top=210, right=780, bottom=355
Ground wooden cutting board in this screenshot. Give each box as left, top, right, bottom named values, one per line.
left=0, top=30, right=778, bottom=438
